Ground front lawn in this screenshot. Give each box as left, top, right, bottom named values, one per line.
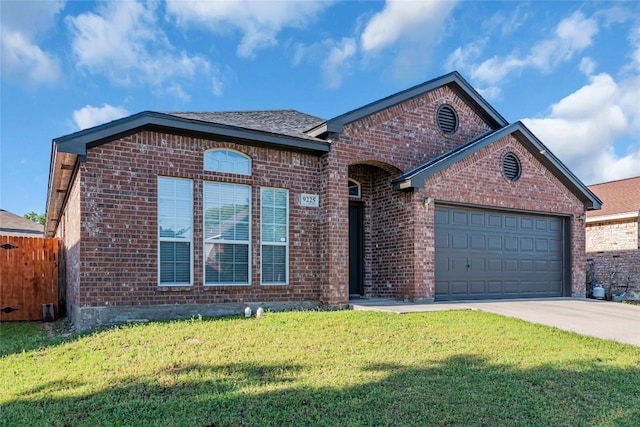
left=1, top=310, right=639, bottom=426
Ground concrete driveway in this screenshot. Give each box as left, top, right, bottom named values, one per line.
left=350, top=298, right=640, bottom=347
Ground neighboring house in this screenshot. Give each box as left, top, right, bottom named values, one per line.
left=586, top=176, right=640, bottom=299
left=0, top=209, right=44, bottom=237
left=45, top=72, right=601, bottom=330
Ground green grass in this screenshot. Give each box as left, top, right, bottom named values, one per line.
left=1, top=311, right=639, bottom=426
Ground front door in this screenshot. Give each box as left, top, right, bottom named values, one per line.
left=349, top=201, right=364, bottom=297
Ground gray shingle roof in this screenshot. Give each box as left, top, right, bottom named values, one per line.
left=165, top=110, right=326, bottom=142
left=0, top=209, right=44, bottom=236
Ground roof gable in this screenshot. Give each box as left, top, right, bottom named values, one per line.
left=392, top=121, right=602, bottom=211
left=586, top=176, right=640, bottom=218
left=55, top=110, right=330, bottom=156
left=307, top=71, right=508, bottom=137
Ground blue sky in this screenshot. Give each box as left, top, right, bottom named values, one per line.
left=1, top=0, right=639, bottom=217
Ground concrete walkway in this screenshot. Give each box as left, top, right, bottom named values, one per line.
left=350, top=298, right=640, bottom=347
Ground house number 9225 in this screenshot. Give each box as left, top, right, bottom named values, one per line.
left=300, top=194, right=319, bottom=207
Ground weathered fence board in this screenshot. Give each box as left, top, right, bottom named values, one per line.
left=0, top=236, right=59, bottom=321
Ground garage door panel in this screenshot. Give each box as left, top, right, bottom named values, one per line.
left=435, top=205, right=565, bottom=301
left=504, top=259, right=518, bottom=271
left=504, top=281, right=519, bottom=293
left=451, top=281, right=469, bottom=294
left=452, top=211, right=467, bottom=225
left=487, top=281, right=502, bottom=293
left=487, top=259, right=502, bottom=272
left=520, top=237, right=534, bottom=251
left=435, top=231, right=449, bottom=248
left=521, top=218, right=533, bottom=229
left=435, top=281, right=450, bottom=294
left=470, top=234, right=485, bottom=250
left=470, top=281, right=486, bottom=294
left=435, top=209, right=449, bottom=224
left=470, top=213, right=485, bottom=226
left=534, top=260, right=548, bottom=271
left=505, top=237, right=518, bottom=251
left=450, top=257, right=468, bottom=272
left=549, top=219, right=562, bottom=232
left=488, top=236, right=502, bottom=250
left=521, top=260, right=534, bottom=272
left=535, top=238, right=548, bottom=252
left=505, top=216, right=518, bottom=228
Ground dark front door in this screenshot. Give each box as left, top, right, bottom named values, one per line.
left=349, top=201, right=364, bottom=297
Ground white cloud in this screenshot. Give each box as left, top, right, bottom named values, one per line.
left=321, top=38, right=356, bottom=89
left=165, top=0, right=330, bottom=58
left=0, top=0, right=64, bottom=87
left=67, top=1, right=212, bottom=93
left=73, top=104, right=130, bottom=130
left=482, top=4, right=529, bottom=36
left=579, top=57, right=597, bottom=75
left=450, top=11, right=600, bottom=98
left=359, top=0, right=458, bottom=80
left=360, top=0, right=457, bottom=52
left=627, top=24, right=640, bottom=73
left=523, top=73, right=640, bottom=184
left=445, top=40, right=486, bottom=71
left=526, top=12, right=598, bottom=72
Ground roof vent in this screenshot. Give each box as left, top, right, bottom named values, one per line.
left=502, top=152, right=521, bottom=181
left=437, top=104, right=458, bottom=135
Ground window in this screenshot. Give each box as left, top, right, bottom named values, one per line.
left=204, top=182, right=251, bottom=285
left=348, top=179, right=361, bottom=198
left=204, top=149, right=251, bottom=175
left=261, top=188, right=288, bottom=285
left=158, top=177, right=193, bottom=285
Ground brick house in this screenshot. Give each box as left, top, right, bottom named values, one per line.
left=45, top=72, right=601, bottom=329
left=586, top=176, right=640, bottom=299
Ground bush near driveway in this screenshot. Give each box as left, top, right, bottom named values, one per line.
left=1, top=311, right=639, bottom=426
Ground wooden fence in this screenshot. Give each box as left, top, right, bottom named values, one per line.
left=0, top=236, right=59, bottom=321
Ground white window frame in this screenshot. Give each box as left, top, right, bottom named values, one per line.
left=348, top=178, right=361, bottom=198
left=203, top=182, right=251, bottom=286
left=260, top=187, right=289, bottom=285
left=158, top=177, right=193, bottom=286
left=204, top=149, right=251, bottom=175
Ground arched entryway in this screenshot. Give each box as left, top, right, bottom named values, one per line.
left=348, top=161, right=405, bottom=298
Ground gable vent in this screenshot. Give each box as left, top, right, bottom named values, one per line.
left=437, top=104, right=458, bottom=135
left=502, top=152, right=521, bottom=181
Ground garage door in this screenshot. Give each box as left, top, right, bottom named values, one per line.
left=435, top=205, right=565, bottom=301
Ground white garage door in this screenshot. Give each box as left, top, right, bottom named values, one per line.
left=435, top=205, right=565, bottom=301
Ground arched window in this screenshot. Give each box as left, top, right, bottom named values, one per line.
left=348, top=179, right=361, bottom=198
left=204, top=149, right=251, bottom=175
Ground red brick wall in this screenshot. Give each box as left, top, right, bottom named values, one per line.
left=60, top=82, right=589, bottom=314
left=55, top=169, right=81, bottom=312
left=329, top=86, right=498, bottom=302
left=74, top=131, right=324, bottom=308
left=420, top=135, right=586, bottom=298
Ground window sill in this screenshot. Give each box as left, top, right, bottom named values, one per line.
left=158, top=285, right=193, bottom=292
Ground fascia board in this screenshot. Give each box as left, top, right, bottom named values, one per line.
left=54, top=111, right=330, bottom=156
left=512, top=123, right=602, bottom=210
left=392, top=122, right=602, bottom=211
left=586, top=211, right=639, bottom=223
left=392, top=127, right=510, bottom=190
left=326, top=71, right=508, bottom=135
